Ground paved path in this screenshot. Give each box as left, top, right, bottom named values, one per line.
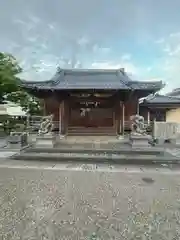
left=0, top=158, right=178, bottom=173
left=0, top=138, right=6, bottom=148
left=0, top=164, right=180, bottom=239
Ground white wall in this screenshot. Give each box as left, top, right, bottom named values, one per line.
left=166, top=108, right=180, bottom=123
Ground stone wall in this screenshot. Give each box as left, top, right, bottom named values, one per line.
left=153, top=121, right=180, bottom=140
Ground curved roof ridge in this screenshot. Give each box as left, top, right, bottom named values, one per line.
left=20, top=79, right=52, bottom=84
left=150, top=94, right=180, bottom=100
left=142, top=93, right=180, bottom=105
left=116, top=70, right=134, bottom=90
left=166, top=88, right=180, bottom=96
left=130, top=79, right=163, bottom=83
left=60, top=68, right=120, bottom=72
left=163, top=94, right=180, bottom=100
left=50, top=70, right=64, bottom=85
left=20, top=68, right=163, bottom=92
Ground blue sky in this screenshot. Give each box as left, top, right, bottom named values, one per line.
left=1, top=0, right=180, bottom=93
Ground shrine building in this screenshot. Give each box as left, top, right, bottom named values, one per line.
left=21, top=68, right=164, bottom=135
left=140, top=93, right=180, bottom=123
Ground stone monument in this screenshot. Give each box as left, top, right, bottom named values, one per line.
left=129, top=114, right=151, bottom=148
left=35, top=114, right=56, bottom=148
left=7, top=131, right=28, bottom=149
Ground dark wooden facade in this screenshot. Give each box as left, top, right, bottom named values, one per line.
left=21, top=68, right=163, bottom=135
left=42, top=90, right=138, bottom=135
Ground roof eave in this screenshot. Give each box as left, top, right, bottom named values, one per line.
left=140, top=102, right=180, bottom=107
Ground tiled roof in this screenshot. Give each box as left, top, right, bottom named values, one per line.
left=21, top=69, right=164, bottom=91
left=166, top=88, right=180, bottom=97
left=141, top=94, right=180, bottom=105
left=128, top=81, right=164, bottom=90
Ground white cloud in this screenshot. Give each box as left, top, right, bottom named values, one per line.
left=27, top=37, right=38, bottom=43
left=146, top=66, right=152, bottom=72
left=100, top=47, right=110, bottom=54
left=48, top=23, right=56, bottom=30
left=169, top=32, right=180, bottom=38
left=77, top=37, right=89, bottom=46
left=163, top=45, right=171, bottom=53
left=92, top=44, right=110, bottom=54
left=155, top=38, right=165, bottom=44
left=28, top=15, right=41, bottom=24
left=13, top=19, right=26, bottom=25
left=121, top=54, right=131, bottom=61
left=168, top=44, right=180, bottom=56
left=155, top=32, right=180, bottom=93
left=90, top=53, right=137, bottom=77
left=91, top=60, right=139, bottom=76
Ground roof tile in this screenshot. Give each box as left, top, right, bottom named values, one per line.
left=142, top=94, right=180, bottom=104
left=21, top=69, right=163, bottom=91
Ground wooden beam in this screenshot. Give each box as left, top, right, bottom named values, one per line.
left=121, top=102, right=125, bottom=135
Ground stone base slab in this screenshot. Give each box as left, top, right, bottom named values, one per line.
left=13, top=151, right=179, bottom=165
left=129, top=134, right=151, bottom=148
left=175, top=139, right=180, bottom=145
left=35, top=134, right=56, bottom=148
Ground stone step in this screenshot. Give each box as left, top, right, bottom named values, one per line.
left=54, top=143, right=127, bottom=150
left=56, top=139, right=127, bottom=147
left=67, top=127, right=116, bottom=136
left=26, top=146, right=166, bottom=156
left=12, top=151, right=179, bottom=165
left=68, top=127, right=115, bottom=130
left=67, top=132, right=116, bottom=136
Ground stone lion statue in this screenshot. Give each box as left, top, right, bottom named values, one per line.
left=38, top=114, right=54, bottom=135
left=130, top=114, right=147, bottom=135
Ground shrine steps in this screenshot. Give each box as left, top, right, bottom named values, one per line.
left=67, top=127, right=116, bottom=136
left=11, top=145, right=179, bottom=165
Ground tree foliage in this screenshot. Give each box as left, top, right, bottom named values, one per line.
left=0, top=52, right=22, bottom=103
left=7, top=91, right=43, bottom=115
left=0, top=52, right=43, bottom=115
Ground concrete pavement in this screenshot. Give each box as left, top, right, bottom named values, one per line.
left=1, top=136, right=180, bottom=238
left=0, top=164, right=180, bottom=239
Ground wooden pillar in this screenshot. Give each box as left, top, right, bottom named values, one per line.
left=118, top=101, right=121, bottom=135
left=121, top=102, right=125, bottom=135
left=43, top=100, right=46, bottom=116
left=59, top=100, right=65, bottom=135
left=115, top=101, right=119, bottom=135
left=59, top=102, right=62, bottom=135
left=147, top=110, right=150, bottom=124
left=64, top=100, right=69, bottom=134
left=137, top=100, right=139, bottom=115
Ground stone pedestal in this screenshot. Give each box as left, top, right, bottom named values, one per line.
left=35, top=134, right=56, bottom=148
left=175, top=138, right=180, bottom=145
left=129, top=133, right=151, bottom=148
left=59, top=135, right=65, bottom=140
left=7, top=132, right=28, bottom=149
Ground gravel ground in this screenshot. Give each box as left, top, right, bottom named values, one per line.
left=0, top=166, right=180, bottom=239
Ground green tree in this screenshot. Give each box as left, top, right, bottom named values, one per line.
left=7, top=90, right=43, bottom=115
left=0, top=52, right=22, bottom=103
left=0, top=52, right=43, bottom=115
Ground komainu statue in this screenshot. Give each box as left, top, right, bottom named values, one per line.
left=130, top=114, right=147, bottom=135
left=38, top=114, right=54, bottom=135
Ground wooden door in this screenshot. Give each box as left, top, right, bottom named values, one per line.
left=69, top=96, right=115, bottom=128
left=86, top=108, right=114, bottom=127
left=69, top=108, right=88, bottom=127
left=69, top=107, right=114, bottom=127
